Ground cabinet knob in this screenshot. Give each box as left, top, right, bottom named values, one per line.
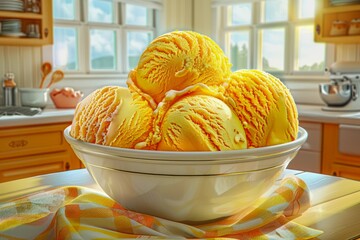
left=65, top=162, right=70, bottom=170
left=8, top=140, right=28, bottom=148
left=316, top=24, right=321, bottom=35
left=332, top=171, right=337, bottom=176
left=44, top=28, right=48, bottom=38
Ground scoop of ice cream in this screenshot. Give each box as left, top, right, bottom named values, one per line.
left=132, top=83, right=246, bottom=151
left=224, top=70, right=298, bottom=148
left=156, top=94, right=247, bottom=151
left=127, top=31, right=232, bottom=104
left=70, top=86, right=154, bottom=149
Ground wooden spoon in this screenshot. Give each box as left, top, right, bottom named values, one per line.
left=46, top=70, right=64, bottom=88
left=39, top=62, right=52, bottom=88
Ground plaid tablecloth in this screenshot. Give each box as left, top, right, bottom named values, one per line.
left=0, top=175, right=323, bottom=239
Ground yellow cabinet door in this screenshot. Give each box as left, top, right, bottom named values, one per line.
left=0, top=122, right=81, bottom=182
left=314, top=0, right=360, bottom=44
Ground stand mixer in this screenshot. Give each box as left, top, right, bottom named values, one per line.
left=319, top=61, right=360, bottom=111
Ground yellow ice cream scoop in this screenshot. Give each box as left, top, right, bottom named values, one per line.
left=134, top=82, right=247, bottom=151
left=70, top=86, right=154, bottom=149
left=128, top=31, right=232, bottom=104
left=225, top=70, right=298, bottom=148
left=157, top=94, right=247, bottom=151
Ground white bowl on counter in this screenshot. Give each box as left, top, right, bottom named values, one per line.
left=64, top=126, right=307, bottom=223
left=19, top=88, right=49, bottom=108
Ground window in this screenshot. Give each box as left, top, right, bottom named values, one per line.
left=52, top=0, right=160, bottom=75
left=218, top=0, right=326, bottom=76
left=260, top=28, right=285, bottom=71
left=228, top=31, right=250, bottom=70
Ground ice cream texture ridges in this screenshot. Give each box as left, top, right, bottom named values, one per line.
left=127, top=31, right=232, bottom=104
left=71, top=86, right=154, bottom=149
left=70, top=30, right=298, bottom=151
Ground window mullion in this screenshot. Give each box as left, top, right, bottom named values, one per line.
left=123, top=17, right=128, bottom=72
left=286, top=22, right=294, bottom=75
left=113, top=0, right=119, bottom=24
left=75, top=0, right=82, bottom=21
left=218, top=6, right=227, bottom=50
left=120, top=2, right=127, bottom=72
left=80, top=0, right=86, bottom=22
left=121, top=27, right=128, bottom=72
left=253, top=1, right=260, bottom=25
left=252, top=1, right=260, bottom=69
left=80, top=25, right=89, bottom=74
left=288, top=0, right=296, bottom=22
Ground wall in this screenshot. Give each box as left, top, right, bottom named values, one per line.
left=0, top=46, right=42, bottom=88
left=161, top=0, right=212, bottom=36
left=336, top=44, right=360, bottom=61
left=0, top=46, right=42, bottom=104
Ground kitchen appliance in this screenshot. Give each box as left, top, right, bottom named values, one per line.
left=319, top=61, right=360, bottom=111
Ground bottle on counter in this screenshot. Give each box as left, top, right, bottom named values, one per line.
left=3, top=73, right=18, bottom=107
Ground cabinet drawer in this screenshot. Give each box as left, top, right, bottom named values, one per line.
left=300, top=122, right=322, bottom=151
left=288, top=150, right=321, bottom=173
left=339, top=124, right=360, bottom=157
left=0, top=152, right=71, bottom=183
left=331, top=163, right=360, bottom=181
left=0, top=124, right=68, bottom=159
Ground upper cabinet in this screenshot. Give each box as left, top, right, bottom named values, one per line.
left=0, top=0, right=53, bottom=46
left=315, top=0, right=360, bottom=43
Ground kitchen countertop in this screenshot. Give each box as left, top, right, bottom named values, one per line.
left=1, top=104, right=360, bottom=128
left=0, top=168, right=359, bottom=239
left=0, top=107, right=75, bottom=127
left=298, top=104, right=360, bottom=125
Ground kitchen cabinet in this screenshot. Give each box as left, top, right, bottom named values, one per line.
left=322, top=123, right=360, bottom=181
left=0, top=0, right=53, bottom=46
left=314, top=0, right=360, bottom=43
left=288, top=121, right=322, bottom=173
left=0, top=122, right=81, bottom=183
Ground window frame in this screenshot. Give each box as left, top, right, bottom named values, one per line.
left=47, top=0, right=159, bottom=79
left=215, top=0, right=335, bottom=79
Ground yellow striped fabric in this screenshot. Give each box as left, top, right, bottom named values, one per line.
left=0, top=175, right=323, bottom=239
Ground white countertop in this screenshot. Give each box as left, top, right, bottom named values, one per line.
left=298, top=104, right=360, bottom=125
left=1, top=104, right=360, bottom=128
left=0, top=107, right=75, bottom=128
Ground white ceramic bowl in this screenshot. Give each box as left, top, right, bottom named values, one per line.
left=19, top=88, right=49, bottom=108
left=64, top=126, right=307, bottom=223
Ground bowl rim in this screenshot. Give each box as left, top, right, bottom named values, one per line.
left=64, top=126, right=307, bottom=161
left=19, top=88, right=50, bottom=93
